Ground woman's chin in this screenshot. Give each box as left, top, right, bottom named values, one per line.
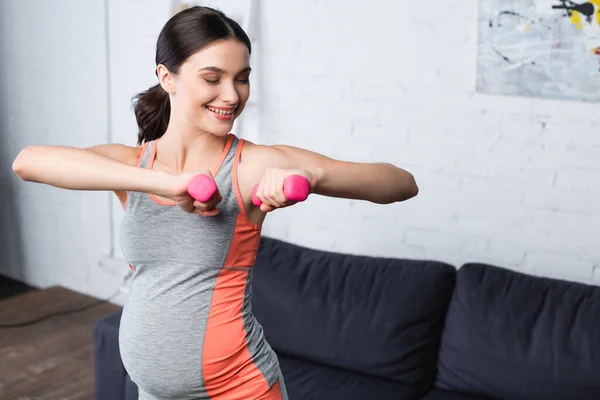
left=194, top=111, right=238, bottom=136
left=199, top=121, right=234, bottom=137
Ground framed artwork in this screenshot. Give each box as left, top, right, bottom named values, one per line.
left=476, top=0, right=600, bottom=102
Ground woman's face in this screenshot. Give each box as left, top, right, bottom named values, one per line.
left=160, top=39, right=251, bottom=137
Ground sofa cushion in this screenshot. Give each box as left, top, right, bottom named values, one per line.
left=93, top=310, right=127, bottom=400
left=278, top=353, right=425, bottom=400
left=125, top=374, right=139, bottom=400
left=420, top=389, right=491, bottom=400
left=436, top=263, right=600, bottom=400
left=252, top=237, right=456, bottom=387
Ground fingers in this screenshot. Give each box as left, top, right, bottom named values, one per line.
left=255, top=168, right=294, bottom=213
left=178, top=198, right=197, bottom=214
left=260, top=203, right=274, bottom=213
left=193, top=190, right=222, bottom=211
left=193, top=190, right=222, bottom=216
left=181, top=186, right=222, bottom=217
left=193, top=208, right=220, bottom=217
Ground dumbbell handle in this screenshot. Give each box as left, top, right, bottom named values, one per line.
left=188, top=174, right=311, bottom=207
left=252, top=175, right=310, bottom=207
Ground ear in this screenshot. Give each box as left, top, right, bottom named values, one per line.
left=157, top=64, right=175, bottom=94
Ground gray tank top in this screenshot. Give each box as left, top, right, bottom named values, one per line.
left=118, top=134, right=286, bottom=400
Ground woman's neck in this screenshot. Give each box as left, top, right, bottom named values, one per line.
left=155, top=117, right=228, bottom=174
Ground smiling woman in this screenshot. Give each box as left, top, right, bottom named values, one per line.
left=10, top=5, right=418, bottom=400
left=132, top=8, right=252, bottom=145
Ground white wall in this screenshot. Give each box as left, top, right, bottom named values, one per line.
left=106, top=0, right=173, bottom=261
left=0, top=0, right=121, bottom=301
left=1, top=0, right=598, bottom=303
left=257, top=1, right=600, bottom=285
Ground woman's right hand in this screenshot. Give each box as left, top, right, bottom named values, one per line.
left=162, top=171, right=222, bottom=217
left=11, top=144, right=222, bottom=216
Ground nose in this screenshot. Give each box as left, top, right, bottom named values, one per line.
left=220, top=80, right=239, bottom=105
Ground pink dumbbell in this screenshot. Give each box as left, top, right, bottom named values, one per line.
left=188, top=173, right=311, bottom=206
left=252, top=175, right=310, bottom=207
left=187, top=174, right=218, bottom=203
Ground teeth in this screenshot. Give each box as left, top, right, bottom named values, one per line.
left=207, top=106, right=233, bottom=115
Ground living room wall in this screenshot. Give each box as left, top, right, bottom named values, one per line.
left=1, top=0, right=598, bottom=305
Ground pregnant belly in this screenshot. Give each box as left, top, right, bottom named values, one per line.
left=118, top=275, right=274, bottom=399
left=119, top=299, right=209, bottom=399
left=120, top=306, right=276, bottom=400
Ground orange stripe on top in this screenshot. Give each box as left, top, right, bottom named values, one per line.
left=202, top=139, right=279, bottom=400
left=223, top=138, right=262, bottom=267
left=231, top=139, right=261, bottom=230
left=202, top=269, right=274, bottom=399
left=210, top=133, right=235, bottom=177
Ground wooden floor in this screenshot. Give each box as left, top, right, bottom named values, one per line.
left=0, top=286, right=121, bottom=400
left=0, top=274, right=34, bottom=301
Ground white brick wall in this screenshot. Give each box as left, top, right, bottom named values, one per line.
left=257, top=1, right=600, bottom=285
left=0, top=0, right=116, bottom=299
left=2, top=0, right=599, bottom=301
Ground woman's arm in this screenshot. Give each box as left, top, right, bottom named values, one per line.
left=273, top=145, right=418, bottom=204
left=12, top=144, right=170, bottom=196
left=13, top=144, right=220, bottom=216
left=239, top=142, right=418, bottom=214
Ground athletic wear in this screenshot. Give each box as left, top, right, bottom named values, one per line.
left=119, top=134, right=288, bottom=400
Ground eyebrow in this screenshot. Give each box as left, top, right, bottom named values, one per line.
left=198, top=66, right=252, bottom=74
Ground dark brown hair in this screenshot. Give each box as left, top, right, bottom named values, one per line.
left=132, top=6, right=251, bottom=145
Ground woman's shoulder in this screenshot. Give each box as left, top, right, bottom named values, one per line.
left=85, top=142, right=147, bottom=209
left=237, top=139, right=288, bottom=168
left=86, top=142, right=146, bottom=167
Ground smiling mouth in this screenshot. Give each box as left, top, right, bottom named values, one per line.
left=205, top=105, right=235, bottom=121
left=206, top=106, right=234, bottom=115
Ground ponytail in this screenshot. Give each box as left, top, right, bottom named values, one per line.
left=132, top=84, right=170, bottom=145
left=133, top=6, right=252, bottom=145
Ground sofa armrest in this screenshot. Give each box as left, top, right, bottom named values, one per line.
left=93, top=310, right=128, bottom=400
left=125, top=373, right=139, bottom=400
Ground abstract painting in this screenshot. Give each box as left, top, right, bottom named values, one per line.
left=476, top=0, right=600, bottom=102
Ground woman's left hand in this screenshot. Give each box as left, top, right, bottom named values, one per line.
left=253, top=167, right=317, bottom=213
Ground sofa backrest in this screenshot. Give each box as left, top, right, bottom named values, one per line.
left=251, top=237, right=456, bottom=388
left=436, top=263, right=600, bottom=400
